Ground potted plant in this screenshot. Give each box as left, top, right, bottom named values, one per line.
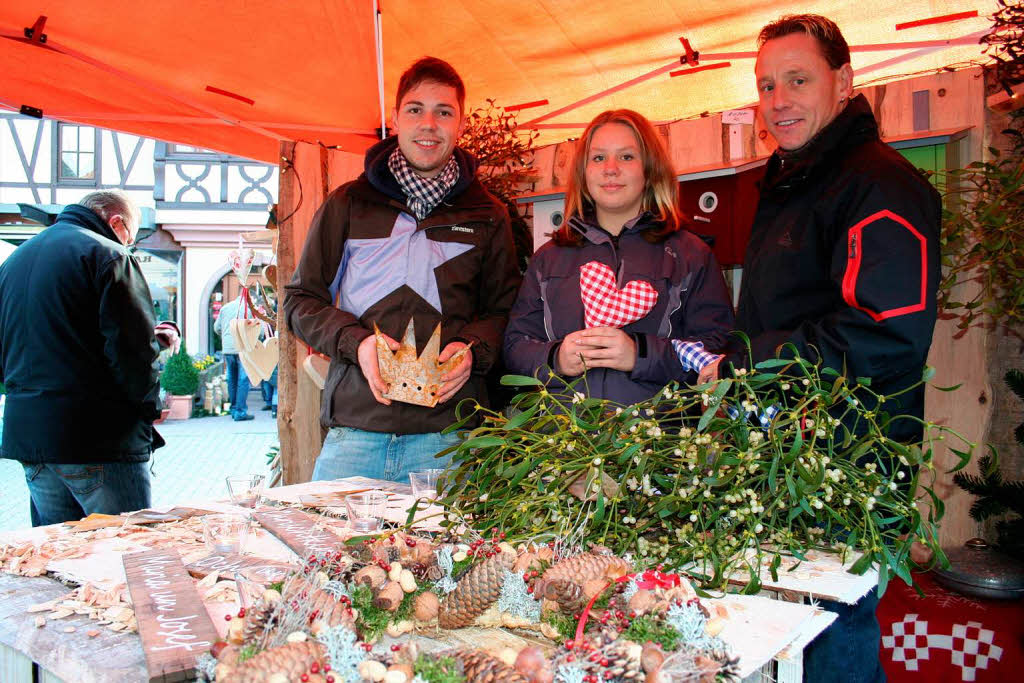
left=160, top=346, right=200, bottom=420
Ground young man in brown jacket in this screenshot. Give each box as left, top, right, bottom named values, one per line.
left=284, top=57, right=521, bottom=483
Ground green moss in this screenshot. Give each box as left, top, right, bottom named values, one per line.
left=540, top=611, right=576, bottom=640
left=450, top=556, right=476, bottom=582
left=237, top=643, right=259, bottom=663
left=414, top=653, right=466, bottom=683
left=621, top=614, right=680, bottom=651
left=350, top=584, right=393, bottom=642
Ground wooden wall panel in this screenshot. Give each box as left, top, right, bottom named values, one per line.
left=667, top=114, right=723, bottom=171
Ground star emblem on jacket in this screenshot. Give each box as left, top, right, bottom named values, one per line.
left=330, top=212, right=473, bottom=316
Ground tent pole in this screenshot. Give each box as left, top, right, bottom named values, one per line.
left=374, top=0, right=387, bottom=139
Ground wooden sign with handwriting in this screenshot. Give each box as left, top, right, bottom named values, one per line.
left=123, top=549, right=219, bottom=682
left=186, top=552, right=294, bottom=583
left=254, top=508, right=345, bottom=558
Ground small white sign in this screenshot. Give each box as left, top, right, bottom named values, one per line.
left=722, top=109, right=755, bottom=125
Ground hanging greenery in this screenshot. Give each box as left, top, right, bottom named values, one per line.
left=458, top=99, right=539, bottom=204
left=937, top=0, right=1024, bottom=337
left=936, top=147, right=1024, bottom=337
left=439, top=348, right=975, bottom=595
left=981, top=0, right=1024, bottom=96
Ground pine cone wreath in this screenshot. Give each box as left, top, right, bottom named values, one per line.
left=218, top=640, right=326, bottom=683
left=439, top=552, right=514, bottom=629
left=534, top=553, right=630, bottom=599
left=452, top=649, right=529, bottom=683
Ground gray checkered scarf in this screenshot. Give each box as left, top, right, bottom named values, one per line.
left=387, top=148, right=460, bottom=220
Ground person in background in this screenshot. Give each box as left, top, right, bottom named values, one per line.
left=718, top=14, right=942, bottom=682
left=284, top=57, right=520, bottom=483
left=260, top=371, right=276, bottom=413
left=503, top=109, right=734, bottom=403
left=0, top=190, right=169, bottom=526
left=213, top=290, right=255, bottom=421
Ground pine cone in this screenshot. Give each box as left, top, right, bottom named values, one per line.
left=241, top=602, right=274, bottom=643
left=439, top=552, right=514, bottom=629
left=534, top=553, right=630, bottom=599
left=452, top=649, right=529, bottom=683
left=598, top=641, right=644, bottom=681
left=543, top=579, right=586, bottom=615
left=218, top=641, right=325, bottom=683
left=554, top=638, right=643, bottom=682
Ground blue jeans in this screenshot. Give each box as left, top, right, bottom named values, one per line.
left=224, top=353, right=251, bottom=417
left=312, top=428, right=458, bottom=483
left=261, top=366, right=278, bottom=407
left=803, top=591, right=885, bottom=682
left=22, top=462, right=151, bottom=527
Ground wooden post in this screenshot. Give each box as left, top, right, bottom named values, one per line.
left=276, top=142, right=364, bottom=484
left=276, top=141, right=301, bottom=484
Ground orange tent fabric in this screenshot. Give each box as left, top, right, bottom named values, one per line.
left=0, top=1, right=996, bottom=163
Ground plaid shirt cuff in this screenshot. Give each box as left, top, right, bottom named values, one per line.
left=725, top=402, right=781, bottom=429
left=671, top=340, right=724, bottom=373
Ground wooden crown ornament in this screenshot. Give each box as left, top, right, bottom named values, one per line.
left=375, top=318, right=471, bottom=408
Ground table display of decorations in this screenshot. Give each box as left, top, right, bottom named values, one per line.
left=0, top=352, right=977, bottom=683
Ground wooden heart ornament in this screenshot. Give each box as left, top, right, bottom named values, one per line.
left=229, top=318, right=262, bottom=353
left=579, top=261, right=658, bottom=328
left=239, top=336, right=278, bottom=383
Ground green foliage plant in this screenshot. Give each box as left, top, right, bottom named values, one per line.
left=457, top=99, right=539, bottom=204
left=440, top=347, right=974, bottom=596
left=160, top=346, right=200, bottom=396
left=936, top=147, right=1024, bottom=337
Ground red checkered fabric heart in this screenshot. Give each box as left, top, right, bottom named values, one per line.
left=579, top=261, right=658, bottom=328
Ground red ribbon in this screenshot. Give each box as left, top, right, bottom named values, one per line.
left=572, top=570, right=685, bottom=642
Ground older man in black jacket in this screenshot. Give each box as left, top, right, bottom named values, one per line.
left=716, top=15, right=942, bottom=683
left=0, top=190, right=166, bottom=526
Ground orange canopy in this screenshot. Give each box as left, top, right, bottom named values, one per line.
left=0, top=1, right=996, bottom=163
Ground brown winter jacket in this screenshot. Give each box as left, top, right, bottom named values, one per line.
left=284, top=137, right=521, bottom=434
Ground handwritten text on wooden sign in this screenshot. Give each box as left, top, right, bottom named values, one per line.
left=124, top=549, right=219, bottom=682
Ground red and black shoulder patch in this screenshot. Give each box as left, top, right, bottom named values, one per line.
left=841, top=210, right=928, bottom=322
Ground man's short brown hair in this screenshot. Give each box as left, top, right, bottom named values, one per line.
left=395, top=57, right=466, bottom=114
left=757, top=14, right=851, bottom=70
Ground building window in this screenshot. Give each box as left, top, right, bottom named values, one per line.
left=58, top=123, right=96, bottom=181
left=170, top=144, right=214, bottom=155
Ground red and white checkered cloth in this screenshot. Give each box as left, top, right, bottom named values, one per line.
left=579, top=261, right=658, bottom=329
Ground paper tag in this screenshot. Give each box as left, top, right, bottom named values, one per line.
left=722, top=109, right=755, bottom=125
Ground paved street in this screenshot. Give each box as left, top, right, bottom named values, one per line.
left=0, top=391, right=278, bottom=532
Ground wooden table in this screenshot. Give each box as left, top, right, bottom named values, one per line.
left=0, top=478, right=869, bottom=682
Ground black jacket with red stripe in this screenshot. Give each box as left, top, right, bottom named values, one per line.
left=731, top=94, right=940, bottom=441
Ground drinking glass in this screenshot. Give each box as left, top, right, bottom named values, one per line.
left=202, top=514, right=250, bottom=554
left=226, top=474, right=265, bottom=508
left=344, top=490, right=387, bottom=532
left=409, top=469, right=447, bottom=501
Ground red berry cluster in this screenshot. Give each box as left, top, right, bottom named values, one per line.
left=223, top=607, right=247, bottom=622
left=521, top=569, right=541, bottom=594
left=561, top=640, right=620, bottom=681
left=468, top=528, right=507, bottom=559
left=299, top=659, right=334, bottom=682
left=596, top=608, right=631, bottom=632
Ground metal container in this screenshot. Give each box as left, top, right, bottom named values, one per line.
left=934, top=538, right=1024, bottom=600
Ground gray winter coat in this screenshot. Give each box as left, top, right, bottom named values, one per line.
left=503, top=214, right=734, bottom=405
